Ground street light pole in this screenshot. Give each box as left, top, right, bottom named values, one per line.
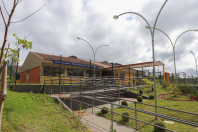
left=191, top=51, right=198, bottom=85
left=146, top=27, right=198, bottom=84
left=113, top=0, right=168, bottom=120
left=77, top=37, right=109, bottom=79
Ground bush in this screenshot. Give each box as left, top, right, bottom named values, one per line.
left=139, top=90, right=143, bottom=94
left=110, top=125, right=117, bottom=132
left=148, top=81, right=154, bottom=91
left=170, top=84, right=181, bottom=95
left=162, top=80, right=167, bottom=88
left=178, top=85, right=191, bottom=94
left=154, top=121, right=165, bottom=132
left=101, top=107, right=108, bottom=114
left=137, top=96, right=142, bottom=102
left=149, top=95, right=154, bottom=100
left=121, top=101, right=128, bottom=106
left=122, top=112, right=130, bottom=122
left=142, top=78, right=149, bottom=85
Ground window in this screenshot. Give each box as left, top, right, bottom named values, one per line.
left=67, top=68, right=84, bottom=76
left=120, top=73, right=125, bottom=78
left=43, top=66, right=51, bottom=76
left=43, top=66, right=64, bottom=76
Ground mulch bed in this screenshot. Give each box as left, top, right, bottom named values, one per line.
left=158, top=94, right=198, bottom=102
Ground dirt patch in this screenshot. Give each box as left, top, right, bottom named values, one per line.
left=158, top=94, right=198, bottom=102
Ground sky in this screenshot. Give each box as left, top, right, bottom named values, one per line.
left=1, top=0, right=198, bottom=76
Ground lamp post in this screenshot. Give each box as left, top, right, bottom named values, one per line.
left=113, top=0, right=168, bottom=120
left=145, top=27, right=198, bottom=84
left=77, top=37, right=109, bottom=79
left=190, top=51, right=198, bottom=85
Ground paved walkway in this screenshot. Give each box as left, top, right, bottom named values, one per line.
left=79, top=100, right=137, bottom=132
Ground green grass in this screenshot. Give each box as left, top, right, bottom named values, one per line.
left=98, top=85, right=198, bottom=132
left=129, top=86, right=154, bottom=97
left=16, top=83, right=82, bottom=86
left=164, top=94, right=191, bottom=100
left=2, top=90, right=89, bottom=132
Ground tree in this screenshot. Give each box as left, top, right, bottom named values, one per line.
left=0, top=0, right=44, bottom=129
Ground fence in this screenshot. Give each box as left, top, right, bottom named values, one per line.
left=43, top=76, right=198, bottom=132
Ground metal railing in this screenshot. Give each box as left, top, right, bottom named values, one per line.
left=44, top=76, right=198, bottom=132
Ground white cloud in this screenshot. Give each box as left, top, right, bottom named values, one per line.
left=0, top=0, right=198, bottom=76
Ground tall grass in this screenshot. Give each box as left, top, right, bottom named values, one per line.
left=2, top=90, right=89, bottom=132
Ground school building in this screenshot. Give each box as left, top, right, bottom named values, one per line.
left=20, top=51, right=165, bottom=84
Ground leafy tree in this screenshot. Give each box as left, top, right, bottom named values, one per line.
left=0, top=0, right=44, bottom=129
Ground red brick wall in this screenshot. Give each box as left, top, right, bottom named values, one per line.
left=20, top=71, right=27, bottom=83
left=165, top=72, right=170, bottom=85
left=29, top=67, right=40, bottom=83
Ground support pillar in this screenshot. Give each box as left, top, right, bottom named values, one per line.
left=163, top=64, right=165, bottom=81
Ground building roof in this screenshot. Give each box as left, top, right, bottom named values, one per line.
left=104, top=61, right=164, bottom=70
left=92, top=62, right=112, bottom=68
left=31, top=52, right=101, bottom=67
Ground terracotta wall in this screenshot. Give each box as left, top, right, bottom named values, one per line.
left=29, top=67, right=40, bottom=83
left=165, top=72, right=170, bottom=85
left=20, top=71, right=27, bottom=83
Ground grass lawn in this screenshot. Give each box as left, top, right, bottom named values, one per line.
left=16, top=83, right=82, bottom=85
left=2, top=90, right=89, bottom=132
left=97, top=85, right=198, bottom=132
left=164, top=94, right=192, bottom=100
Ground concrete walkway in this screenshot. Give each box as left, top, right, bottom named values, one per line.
left=79, top=100, right=137, bottom=132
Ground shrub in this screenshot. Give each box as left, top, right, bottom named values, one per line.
left=149, top=95, right=154, bottom=100
left=121, top=101, right=128, bottom=106
left=9, top=84, right=15, bottom=91
left=142, top=78, right=149, bottom=85
left=170, top=84, right=181, bottom=96
left=162, top=80, right=167, bottom=88
left=139, top=90, right=143, bottom=94
left=101, top=107, right=108, bottom=114
left=154, top=121, right=165, bottom=132
left=178, top=85, right=191, bottom=94
left=110, top=125, right=117, bottom=132
left=137, top=96, right=142, bottom=102
left=122, top=112, right=130, bottom=122
left=148, top=81, right=154, bottom=91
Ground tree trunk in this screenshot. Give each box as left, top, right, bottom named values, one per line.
left=0, top=61, right=7, bottom=130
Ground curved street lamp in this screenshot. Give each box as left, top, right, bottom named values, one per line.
left=77, top=37, right=109, bottom=79
left=190, top=51, right=198, bottom=85
left=113, top=0, right=168, bottom=119
left=145, top=27, right=198, bottom=84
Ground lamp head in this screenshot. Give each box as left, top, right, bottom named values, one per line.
left=113, top=15, right=119, bottom=20
left=77, top=37, right=80, bottom=40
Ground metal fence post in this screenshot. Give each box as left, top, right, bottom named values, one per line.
left=63, top=79, right=65, bottom=96
left=119, top=81, right=121, bottom=105
left=122, top=78, right=124, bottom=100
left=80, top=79, right=82, bottom=95
left=43, top=78, right=45, bottom=94
left=111, top=103, right=114, bottom=132
left=71, top=94, right=73, bottom=110
left=59, top=77, right=61, bottom=99
left=135, top=102, right=137, bottom=131
left=92, top=80, right=94, bottom=114
left=50, top=76, right=52, bottom=96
